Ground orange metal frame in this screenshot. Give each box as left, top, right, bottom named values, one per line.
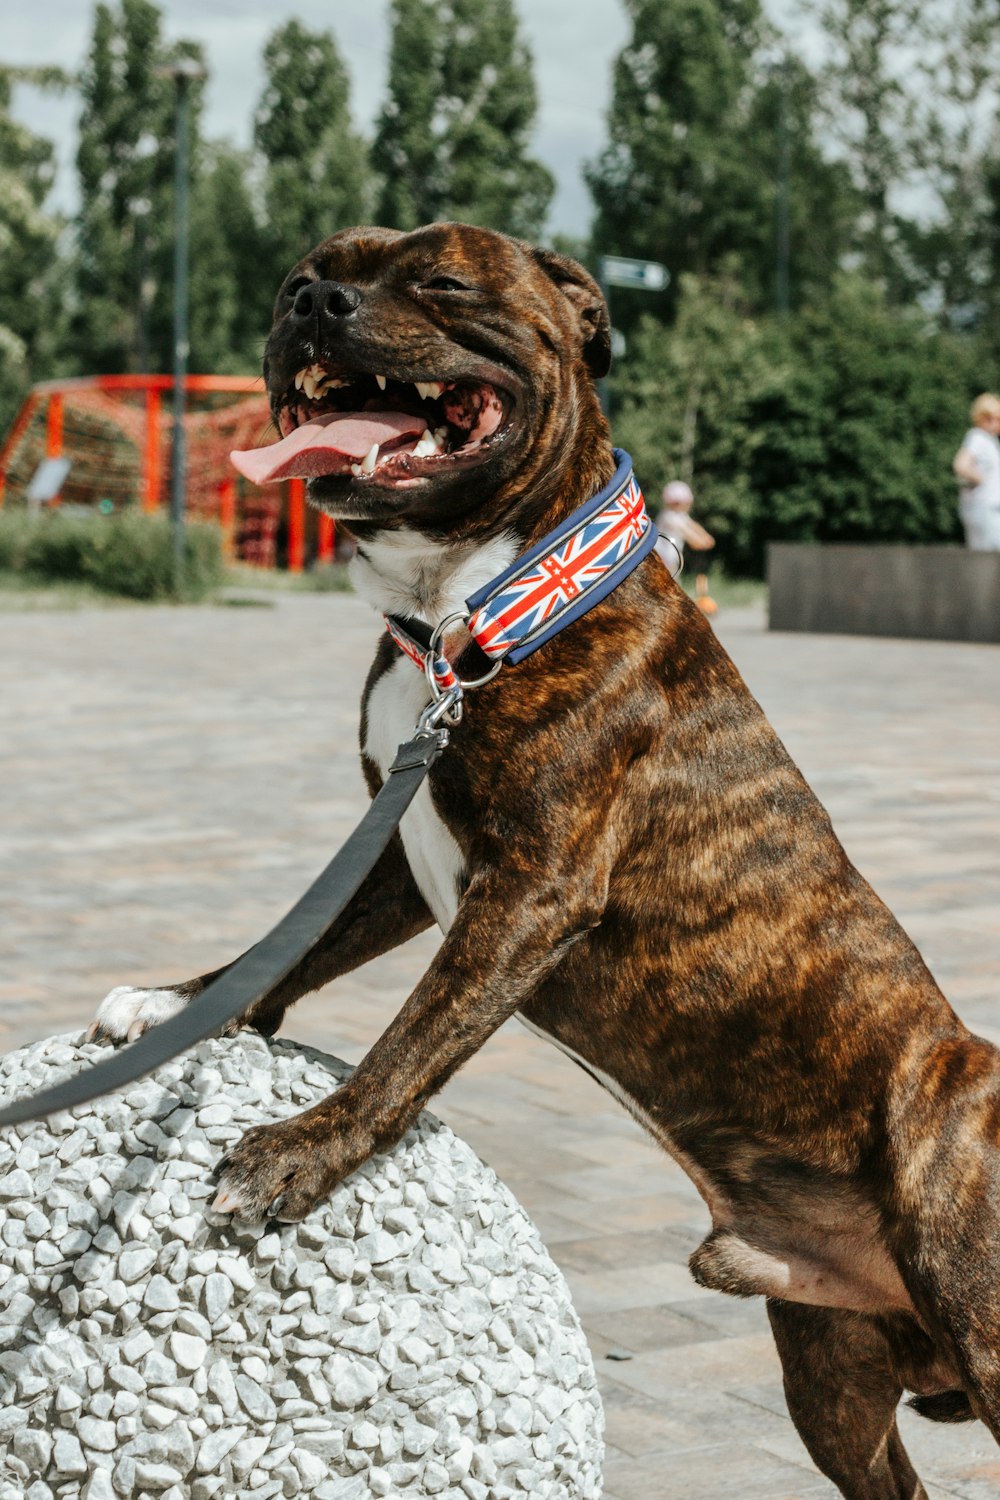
left=0, top=374, right=335, bottom=572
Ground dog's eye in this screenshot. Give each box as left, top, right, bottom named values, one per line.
left=421, top=276, right=473, bottom=293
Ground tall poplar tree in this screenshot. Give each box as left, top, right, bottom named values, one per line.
left=0, top=68, right=66, bottom=427
left=70, top=0, right=189, bottom=373
left=253, top=20, right=372, bottom=299
left=898, top=0, right=1000, bottom=320
left=372, top=0, right=553, bottom=238
left=806, top=0, right=927, bottom=295
left=188, top=144, right=264, bottom=373
left=586, top=0, right=850, bottom=314
left=587, top=0, right=765, bottom=278
left=371, top=0, right=440, bottom=231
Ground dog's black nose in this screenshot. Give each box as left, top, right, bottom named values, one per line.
left=291, top=280, right=361, bottom=325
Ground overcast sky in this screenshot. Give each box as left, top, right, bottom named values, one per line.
left=3, top=0, right=809, bottom=238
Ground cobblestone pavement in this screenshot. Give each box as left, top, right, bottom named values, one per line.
left=2, top=588, right=1000, bottom=1499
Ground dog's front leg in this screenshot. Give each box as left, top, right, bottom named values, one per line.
left=211, top=866, right=602, bottom=1221
left=89, top=832, right=434, bottom=1042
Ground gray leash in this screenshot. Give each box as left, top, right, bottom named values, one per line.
left=0, top=711, right=454, bottom=1130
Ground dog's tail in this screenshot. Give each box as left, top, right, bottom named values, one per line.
left=906, top=1389, right=975, bottom=1423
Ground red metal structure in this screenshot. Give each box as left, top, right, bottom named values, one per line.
left=0, top=374, right=336, bottom=571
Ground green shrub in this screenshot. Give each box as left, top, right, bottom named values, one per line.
left=612, top=272, right=978, bottom=575
left=0, top=510, right=40, bottom=572
left=0, top=509, right=225, bottom=601
left=84, top=512, right=225, bottom=601
left=24, top=514, right=95, bottom=579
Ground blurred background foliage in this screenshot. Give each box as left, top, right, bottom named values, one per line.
left=3, top=0, right=1000, bottom=574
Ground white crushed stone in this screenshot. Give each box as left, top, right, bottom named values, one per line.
left=0, top=1032, right=604, bottom=1499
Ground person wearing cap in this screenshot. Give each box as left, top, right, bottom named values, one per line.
left=654, top=479, right=715, bottom=577
left=953, top=394, right=1000, bottom=550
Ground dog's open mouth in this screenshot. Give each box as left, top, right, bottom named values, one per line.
left=231, top=364, right=514, bottom=489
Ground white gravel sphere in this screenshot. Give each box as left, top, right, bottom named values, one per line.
left=0, top=1032, right=603, bottom=1500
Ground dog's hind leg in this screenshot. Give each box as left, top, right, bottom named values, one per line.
left=89, top=832, right=434, bottom=1042
left=767, top=1300, right=927, bottom=1500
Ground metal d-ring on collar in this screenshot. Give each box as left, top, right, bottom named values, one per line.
left=421, top=610, right=504, bottom=724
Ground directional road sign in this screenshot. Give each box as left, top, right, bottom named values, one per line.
left=600, top=256, right=670, bottom=292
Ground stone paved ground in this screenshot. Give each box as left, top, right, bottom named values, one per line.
left=2, top=587, right=1000, bottom=1500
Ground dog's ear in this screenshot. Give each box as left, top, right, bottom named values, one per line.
left=531, top=247, right=612, bottom=379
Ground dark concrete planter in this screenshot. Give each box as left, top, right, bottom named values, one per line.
left=767, top=543, right=1000, bottom=644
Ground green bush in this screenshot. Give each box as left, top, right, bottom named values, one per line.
left=612, top=272, right=979, bottom=575
left=85, top=512, right=225, bottom=601
left=25, top=514, right=95, bottom=579
left=0, top=509, right=225, bottom=601
left=0, top=510, right=41, bottom=572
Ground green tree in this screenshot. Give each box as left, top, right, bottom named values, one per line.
left=187, top=143, right=264, bottom=373
left=746, top=280, right=971, bottom=561
left=899, top=0, right=1000, bottom=322
left=586, top=0, right=764, bottom=286
left=0, top=68, right=66, bottom=429
left=69, top=0, right=192, bottom=374
left=613, top=275, right=973, bottom=574
left=586, top=0, right=852, bottom=316
left=371, top=0, right=440, bottom=230
left=253, top=20, right=372, bottom=297
left=372, top=0, right=553, bottom=237
left=737, top=56, right=856, bottom=312
left=613, top=270, right=777, bottom=568
left=807, top=0, right=928, bottom=295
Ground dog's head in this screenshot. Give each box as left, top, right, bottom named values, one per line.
left=254, top=222, right=611, bottom=537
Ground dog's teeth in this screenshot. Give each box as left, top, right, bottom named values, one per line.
left=425, top=381, right=444, bottom=400
left=360, top=442, right=380, bottom=474
left=294, top=369, right=305, bottom=391
left=303, top=373, right=317, bottom=400
left=412, top=433, right=437, bottom=458
left=375, top=375, right=387, bottom=391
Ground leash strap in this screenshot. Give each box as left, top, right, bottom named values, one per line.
left=0, top=726, right=449, bottom=1128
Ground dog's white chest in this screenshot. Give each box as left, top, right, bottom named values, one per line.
left=354, top=527, right=518, bottom=934
left=364, top=658, right=463, bottom=932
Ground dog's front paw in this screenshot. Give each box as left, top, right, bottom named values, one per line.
left=211, top=1100, right=370, bottom=1223
left=86, top=985, right=187, bottom=1044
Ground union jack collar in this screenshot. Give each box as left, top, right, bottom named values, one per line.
left=385, top=448, right=655, bottom=693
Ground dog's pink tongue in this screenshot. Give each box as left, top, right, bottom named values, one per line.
left=230, top=410, right=429, bottom=485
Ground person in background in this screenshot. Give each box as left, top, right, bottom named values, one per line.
left=654, top=479, right=715, bottom=578
left=953, top=393, right=1000, bottom=550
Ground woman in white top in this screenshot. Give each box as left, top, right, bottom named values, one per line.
left=953, top=392, right=1000, bottom=550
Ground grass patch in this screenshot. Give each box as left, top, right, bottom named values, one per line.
left=0, top=569, right=143, bottom=611
left=223, top=563, right=353, bottom=593
left=682, top=568, right=766, bottom=610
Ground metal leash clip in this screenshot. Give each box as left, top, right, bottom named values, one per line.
left=416, top=686, right=464, bottom=736
left=422, top=611, right=502, bottom=728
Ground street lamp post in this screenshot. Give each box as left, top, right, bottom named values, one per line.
left=774, top=55, right=793, bottom=317
left=158, top=58, right=206, bottom=596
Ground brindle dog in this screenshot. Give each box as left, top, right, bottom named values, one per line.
left=91, top=223, right=1000, bottom=1499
